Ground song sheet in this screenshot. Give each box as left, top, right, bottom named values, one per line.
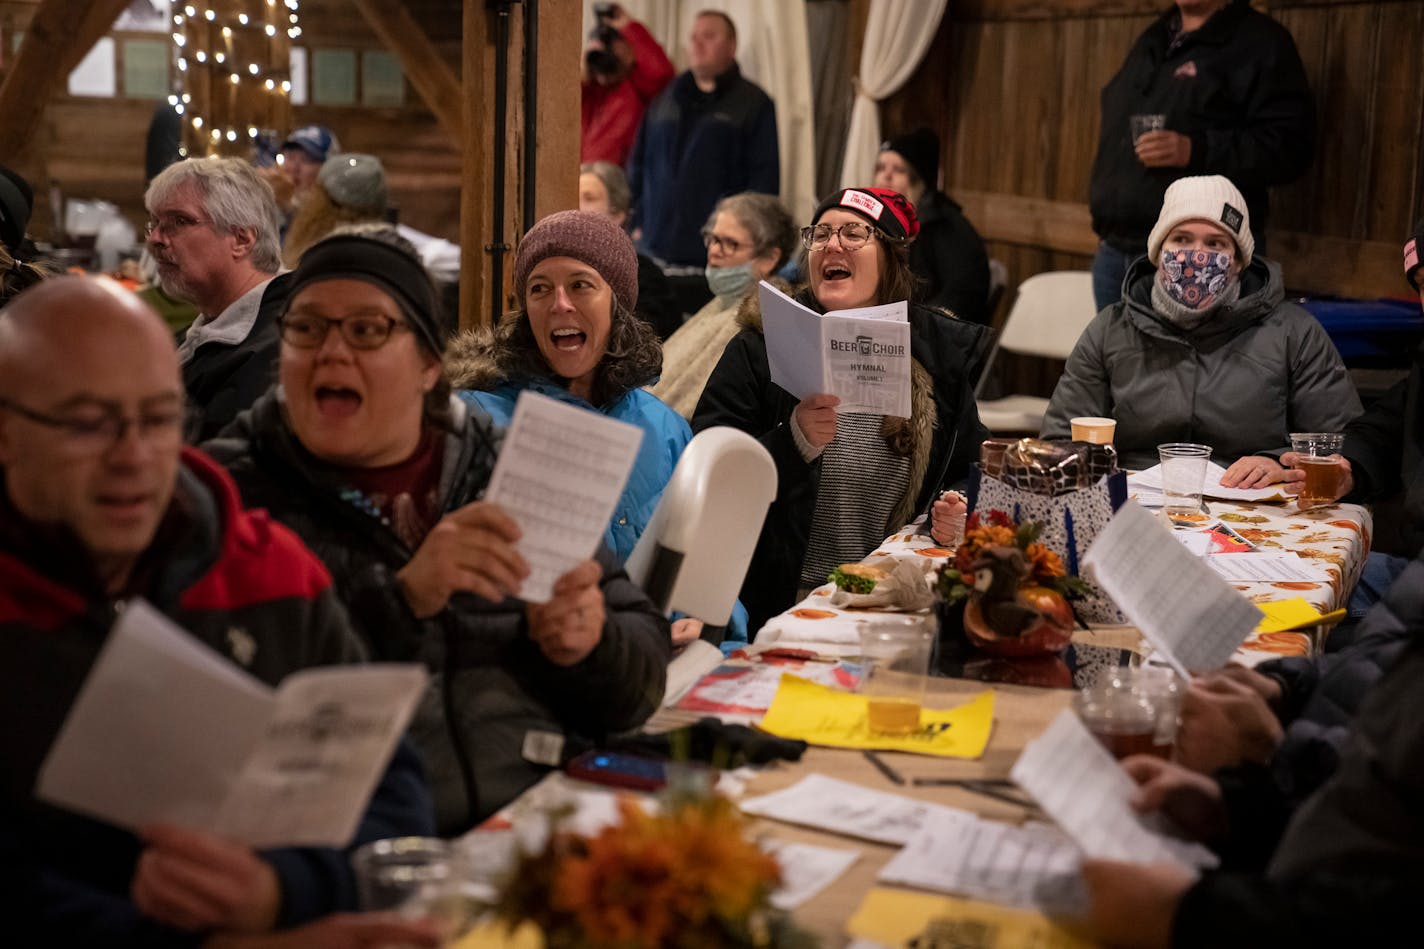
left=758, top=282, right=912, bottom=418
left=763, top=840, right=862, bottom=910
left=37, top=601, right=427, bottom=848
left=1205, top=551, right=1326, bottom=583
left=738, top=773, right=973, bottom=845
left=1130, top=462, right=1290, bottom=502
left=879, top=812, right=1086, bottom=913
left=1082, top=502, right=1262, bottom=676
left=1010, top=711, right=1219, bottom=871
left=484, top=390, right=643, bottom=602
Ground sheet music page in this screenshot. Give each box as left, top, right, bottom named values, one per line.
left=1082, top=502, right=1262, bottom=675
left=759, top=281, right=826, bottom=402
left=1206, top=552, right=1327, bottom=583
left=484, top=390, right=643, bottom=603
left=36, top=600, right=273, bottom=832
left=1130, top=462, right=1289, bottom=502
left=827, top=300, right=909, bottom=323
left=738, top=773, right=973, bottom=845
left=214, top=664, right=429, bottom=848
left=763, top=840, right=862, bottom=910
left=879, top=812, right=1085, bottom=912
left=1011, top=710, right=1219, bottom=870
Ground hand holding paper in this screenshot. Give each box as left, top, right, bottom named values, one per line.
left=1082, top=502, right=1262, bottom=676
left=483, top=390, right=643, bottom=603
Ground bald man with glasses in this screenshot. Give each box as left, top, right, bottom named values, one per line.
left=0, top=276, right=438, bottom=948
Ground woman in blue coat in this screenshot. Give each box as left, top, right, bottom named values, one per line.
left=447, top=210, right=746, bottom=643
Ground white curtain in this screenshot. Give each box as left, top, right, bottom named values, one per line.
left=608, top=0, right=818, bottom=221
left=837, top=0, right=948, bottom=189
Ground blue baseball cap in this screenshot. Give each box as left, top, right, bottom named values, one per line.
left=281, top=125, right=341, bottom=162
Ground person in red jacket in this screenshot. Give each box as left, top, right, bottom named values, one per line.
left=580, top=4, right=674, bottom=166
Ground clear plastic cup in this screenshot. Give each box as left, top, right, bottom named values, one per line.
left=1289, top=432, right=1346, bottom=509
left=1158, top=443, right=1212, bottom=516
left=858, top=620, right=934, bottom=736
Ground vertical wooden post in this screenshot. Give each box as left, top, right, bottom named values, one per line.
left=458, top=0, right=583, bottom=332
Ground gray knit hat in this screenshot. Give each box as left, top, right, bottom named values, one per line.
left=318, top=153, right=387, bottom=215
left=513, top=210, right=638, bottom=311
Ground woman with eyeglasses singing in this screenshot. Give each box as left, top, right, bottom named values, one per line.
left=204, top=228, right=670, bottom=834
left=692, top=187, right=990, bottom=634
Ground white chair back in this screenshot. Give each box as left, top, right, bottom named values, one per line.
left=996, top=271, right=1099, bottom=360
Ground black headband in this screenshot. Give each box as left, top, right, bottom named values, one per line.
left=287, top=235, right=444, bottom=355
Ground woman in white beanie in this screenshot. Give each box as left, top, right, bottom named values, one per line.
left=1042, top=174, right=1360, bottom=483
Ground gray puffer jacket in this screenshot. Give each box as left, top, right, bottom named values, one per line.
left=1042, top=257, right=1361, bottom=470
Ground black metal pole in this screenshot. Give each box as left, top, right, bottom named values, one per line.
left=486, top=0, right=517, bottom=324
left=522, top=0, right=539, bottom=229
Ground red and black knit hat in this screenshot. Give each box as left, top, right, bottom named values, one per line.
left=812, top=187, right=919, bottom=242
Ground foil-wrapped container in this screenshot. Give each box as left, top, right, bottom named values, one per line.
left=980, top=437, right=1118, bottom=496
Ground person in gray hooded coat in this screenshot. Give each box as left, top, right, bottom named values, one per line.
left=1042, top=175, right=1359, bottom=480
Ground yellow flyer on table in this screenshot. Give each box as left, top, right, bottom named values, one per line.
left=847, top=887, right=1097, bottom=948
left=1254, top=597, right=1346, bottom=633
left=757, top=674, right=995, bottom=758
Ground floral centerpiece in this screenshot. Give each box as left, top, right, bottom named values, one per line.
left=934, top=510, right=1090, bottom=657
left=493, top=787, right=816, bottom=949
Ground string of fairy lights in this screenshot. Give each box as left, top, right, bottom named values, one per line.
left=167, top=0, right=301, bottom=156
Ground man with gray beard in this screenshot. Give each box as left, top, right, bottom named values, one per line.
left=145, top=158, right=289, bottom=440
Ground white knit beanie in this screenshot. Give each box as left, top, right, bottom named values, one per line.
left=1146, top=175, right=1253, bottom=267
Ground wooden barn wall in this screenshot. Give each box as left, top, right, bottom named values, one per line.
left=0, top=0, right=463, bottom=244
left=881, top=0, right=1424, bottom=399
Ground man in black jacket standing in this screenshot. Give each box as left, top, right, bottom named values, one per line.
left=146, top=157, right=290, bottom=441
left=1087, top=0, right=1315, bottom=311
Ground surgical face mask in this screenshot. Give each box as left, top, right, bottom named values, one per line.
left=1158, top=248, right=1235, bottom=310
left=705, top=261, right=757, bottom=301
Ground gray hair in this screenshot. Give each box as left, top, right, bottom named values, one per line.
left=705, top=192, right=797, bottom=269
left=145, top=157, right=282, bottom=273
left=580, top=161, right=631, bottom=218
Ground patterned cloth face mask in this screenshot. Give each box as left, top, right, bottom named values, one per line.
left=1158, top=248, right=1234, bottom=310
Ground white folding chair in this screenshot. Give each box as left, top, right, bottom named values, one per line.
left=974, top=271, right=1099, bottom=434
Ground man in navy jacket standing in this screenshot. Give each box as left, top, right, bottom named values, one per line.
left=627, top=10, right=779, bottom=269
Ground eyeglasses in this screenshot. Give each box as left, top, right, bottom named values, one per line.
left=278, top=312, right=412, bottom=350
left=145, top=211, right=215, bottom=239
left=0, top=397, right=187, bottom=454
left=701, top=230, right=747, bottom=256
left=800, top=222, right=878, bottom=250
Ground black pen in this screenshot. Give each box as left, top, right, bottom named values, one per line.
left=912, top=778, right=1032, bottom=808
left=863, top=750, right=905, bottom=786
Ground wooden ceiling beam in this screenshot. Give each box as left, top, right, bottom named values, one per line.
left=350, top=0, right=463, bottom=143
left=0, top=0, right=130, bottom=163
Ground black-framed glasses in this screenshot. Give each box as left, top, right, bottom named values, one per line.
left=278, top=312, right=411, bottom=350
left=0, top=396, right=187, bottom=454
left=800, top=221, right=877, bottom=250
left=701, top=229, right=746, bottom=256
left=145, top=211, right=215, bottom=239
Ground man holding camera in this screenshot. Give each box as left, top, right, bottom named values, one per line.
left=581, top=4, right=674, bottom=167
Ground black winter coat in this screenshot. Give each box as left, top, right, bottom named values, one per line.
left=205, top=394, right=671, bottom=833
left=1341, top=342, right=1424, bottom=555
left=912, top=190, right=991, bottom=326
left=691, top=289, right=988, bottom=634
left=1088, top=0, right=1314, bottom=253
left=1173, top=552, right=1424, bottom=946
left=182, top=272, right=291, bottom=442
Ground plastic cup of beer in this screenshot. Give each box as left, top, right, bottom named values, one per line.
left=352, top=837, right=477, bottom=938
left=1071, top=416, right=1117, bottom=445
left=1073, top=673, right=1168, bottom=760
left=1290, top=432, right=1346, bottom=509
left=1157, top=443, right=1212, bottom=516
left=858, top=620, right=934, bottom=736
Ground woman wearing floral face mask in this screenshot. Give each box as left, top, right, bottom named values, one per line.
left=1043, top=175, right=1360, bottom=484
left=649, top=192, right=796, bottom=419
